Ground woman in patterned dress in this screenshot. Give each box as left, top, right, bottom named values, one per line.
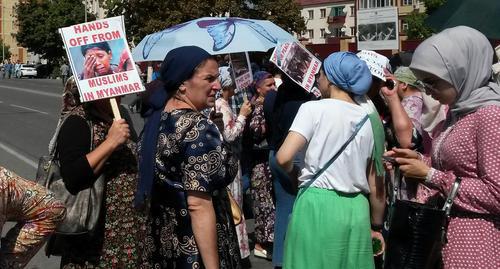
left=388, top=26, right=500, bottom=268
left=214, top=67, right=253, bottom=263
left=137, top=46, right=241, bottom=269
left=248, top=71, right=276, bottom=259
left=0, top=166, right=66, bottom=268
left=48, top=77, right=147, bottom=268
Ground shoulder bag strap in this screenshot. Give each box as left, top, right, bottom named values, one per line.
left=48, top=114, right=75, bottom=158
left=49, top=113, right=94, bottom=159
left=312, top=114, right=370, bottom=181
left=442, top=177, right=461, bottom=216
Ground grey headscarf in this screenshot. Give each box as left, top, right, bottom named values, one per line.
left=410, top=26, right=500, bottom=125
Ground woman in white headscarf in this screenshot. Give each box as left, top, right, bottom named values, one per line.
left=388, top=26, right=500, bottom=268
left=214, top=66, right=253, bottom=264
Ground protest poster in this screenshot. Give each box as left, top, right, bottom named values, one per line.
left=270, top=41, right=321, bottom=93
left=229, top=52, right=253, bottom=91
left=356, top=50, right=390, bottom=81
left=357, top=7, right=399, bottom=50
left=59, top=16, right=144, bottom=105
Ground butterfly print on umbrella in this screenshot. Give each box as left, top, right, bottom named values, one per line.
left=197, top=18, right=278, bottom=51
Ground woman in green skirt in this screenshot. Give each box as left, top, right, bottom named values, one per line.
left=276, top=52, right=386, bottom=269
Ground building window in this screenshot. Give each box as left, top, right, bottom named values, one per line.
left=359, top=0, right=393, bottom=9
left=308, top=10, right=314, bottom=20
left=308, top=29, right=314, bottom=39
left=350, top=6, right=355, bottom=16
left=332, top=6, right=345, bottom=16
left=333, top=28, right=342, bottom=37
left=402, top=22, right=409, bottom=32
left=351, top=27, right=356, bottom=36
left=403, top=0, right=413, bottom=5
left=320, top=28, right=326, bottom=38
left=320, top=9, right=326, bottom=18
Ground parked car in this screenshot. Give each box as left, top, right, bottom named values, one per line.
left=35, top=64, right=54, bottom=79
left=16, top=64, right=37, bottom=78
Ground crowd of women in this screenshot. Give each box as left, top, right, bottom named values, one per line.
left=0, top=25, right=498, bottom=269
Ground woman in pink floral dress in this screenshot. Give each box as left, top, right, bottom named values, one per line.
left=214, top=67, right=253, bottom=262
left=388, top=26, right=500, bottom=268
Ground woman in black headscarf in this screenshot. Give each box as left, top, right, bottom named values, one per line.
left=137, top=46, right=241, bottom=269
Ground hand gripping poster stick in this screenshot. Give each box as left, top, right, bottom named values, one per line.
left=109, top=98, right=122, bottom=120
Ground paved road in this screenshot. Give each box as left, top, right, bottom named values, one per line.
left=0, top=78, right=273, bottom=269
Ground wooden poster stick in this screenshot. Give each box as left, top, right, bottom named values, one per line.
left=109, top=98, right=122, bottom=120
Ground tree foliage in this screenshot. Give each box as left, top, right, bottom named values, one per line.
left=405, top=0, right=447, bottom=40
left=0, top=39, right=12, bottom=62
left=422, top=0, right=447, bottom=14
left=14, top=0, right=95, bottom=64
left=104, top=0, right=305, bottom=45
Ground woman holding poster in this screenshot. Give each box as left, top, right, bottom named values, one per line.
left=137, top=46, right=241, bottom=269
left=48, top=77, right=147, bottom=268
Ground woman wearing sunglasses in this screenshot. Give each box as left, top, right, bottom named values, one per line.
left=387, top=26, right=500, bottom=268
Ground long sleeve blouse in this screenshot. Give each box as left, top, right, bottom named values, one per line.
left=421, top=105, right=500, bottom=268
left=215, top=98, right=246, bottom=143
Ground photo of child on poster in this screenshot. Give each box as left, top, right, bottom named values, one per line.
left=70, top=39, right=134, bottom=80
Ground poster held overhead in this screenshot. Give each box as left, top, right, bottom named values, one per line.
left=230, top=52, right=253, bottom=91
left=229, top=52, right=253, bottom=101
left=270, top=41, right=321, bottom=95
left=59, top=16, right=145, bottom=119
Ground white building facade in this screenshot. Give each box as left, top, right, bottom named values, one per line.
left=297, top=0, right=355, bottom=44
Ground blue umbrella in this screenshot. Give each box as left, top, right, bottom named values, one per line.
left=132, top=17, right=297, bottom=62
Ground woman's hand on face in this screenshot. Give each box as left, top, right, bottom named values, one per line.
left=83, top=55, right=96, bottom=79
left=395, top=157, right=430, bottom=180
left=106, top=119, right=130, bottom=149
left=239, top=100, right=252, bottom=117
left=380, top=69, right=398, bottom=98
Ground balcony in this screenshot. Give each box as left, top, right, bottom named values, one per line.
left=328, top=14, right=346, bottom=24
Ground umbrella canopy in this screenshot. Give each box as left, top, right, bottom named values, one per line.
left=426, top=0, right=500, bottom=39
left=132, top=17, right=297, bottom=62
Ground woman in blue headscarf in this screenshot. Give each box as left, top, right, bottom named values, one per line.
left=137, top=46, right=241, bottom=269
left=276, top=52, right=386, bottom=268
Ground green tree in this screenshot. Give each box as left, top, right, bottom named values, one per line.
left=14, top=0, right=95, bottom=64
left=405, top=0, right=447, bottom=40
left=104, top=0, right=305, bottom=45
left=0, top=39, right=12, bottom=62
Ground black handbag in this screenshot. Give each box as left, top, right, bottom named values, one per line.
left=35, top=114, right=104, bottom=235
left=384, top=167, right=461, bottom=269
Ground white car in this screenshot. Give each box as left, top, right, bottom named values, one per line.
left=17, top=64, right=37, bottom=78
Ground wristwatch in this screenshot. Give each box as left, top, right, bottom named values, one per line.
left=371, top=223, right=383, bottom=232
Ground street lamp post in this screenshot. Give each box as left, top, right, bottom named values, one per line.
left=2, top=4, right=5, bottom=62
left=84, top=0, right=87, bottom=22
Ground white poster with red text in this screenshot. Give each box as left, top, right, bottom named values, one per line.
left=270, top=41, right=321, bottom=93
left=59, top=16, right=144, bottom=102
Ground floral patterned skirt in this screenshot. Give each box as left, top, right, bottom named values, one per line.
left=250, top=162, right=275, bottom=244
